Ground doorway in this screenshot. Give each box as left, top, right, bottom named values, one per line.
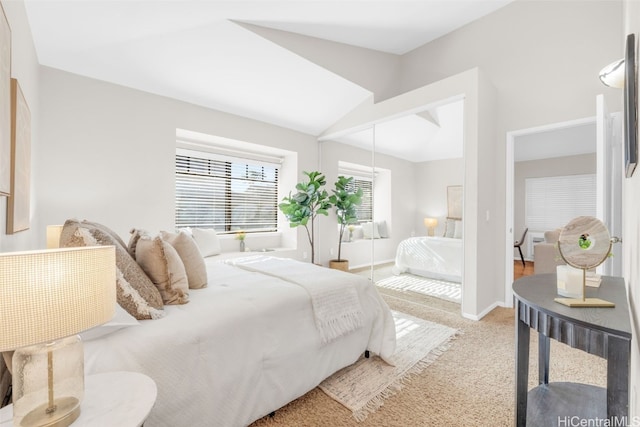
left=505, top=117, right=599, bottom=305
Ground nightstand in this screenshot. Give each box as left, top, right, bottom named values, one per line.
left=0, top=371, right=157, bottom=427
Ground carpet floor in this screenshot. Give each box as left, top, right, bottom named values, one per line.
left=250, top=287, right=606, bottom=427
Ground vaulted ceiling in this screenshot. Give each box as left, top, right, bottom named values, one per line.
left=24, top=0, right=514, bottom=161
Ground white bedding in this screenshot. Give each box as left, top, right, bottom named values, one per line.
left=392, top=236, right=462, bottom=283
left=83, top=256, right=396, bottom=427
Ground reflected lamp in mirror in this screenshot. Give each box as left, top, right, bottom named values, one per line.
left=0, top=246, right=116, bottom=427
left=599, top=58, right=625, bottom=88
left=46, top=225, right=64, bottom=249
left=423, top=217, right=438, bottom=237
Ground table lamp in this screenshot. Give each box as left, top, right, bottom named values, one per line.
left=0, top=246, right=116, bottom=427
left=423, top=217, right=438, bottom=237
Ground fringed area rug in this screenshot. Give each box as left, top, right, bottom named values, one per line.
left=375, top=273, right=462, bottom=303
left=319, top=310, right=458, bottom=422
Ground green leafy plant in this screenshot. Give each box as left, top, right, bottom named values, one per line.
left=329, top=176, right=363, bottom=262
left=279, top=171, right=332, bottom=264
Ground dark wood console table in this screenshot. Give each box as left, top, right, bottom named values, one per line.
left=513, top=274, right=631, bottom=426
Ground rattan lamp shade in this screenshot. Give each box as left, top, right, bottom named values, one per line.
left=0, top=246, right=116, bottom=352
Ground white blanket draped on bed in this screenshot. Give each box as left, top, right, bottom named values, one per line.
left=393, top=236, right=462, bottom=283
left=227, top=256, right=363, bottom=344
left=83, top=256, right=396, bottom=427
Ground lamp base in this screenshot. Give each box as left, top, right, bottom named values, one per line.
left=20, top=397, right=80, bottom=427
left=554, top=297, right=615, bottom=308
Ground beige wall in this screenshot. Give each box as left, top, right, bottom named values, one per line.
left=414, top=157, right=464, bottom=237
left=37, top=66, right=319, bottom=259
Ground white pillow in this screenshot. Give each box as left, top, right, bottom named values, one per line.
left=444, top=218, right=455, bottom=238
left=80, top=304, right=140, bottom=341
left=453, top=220, right=463, bottom=239
left=361, top=222, right=380, bottom=239
left=192, top=228, right=222, bottom=257
left=377, top=221, right=389, bottom=238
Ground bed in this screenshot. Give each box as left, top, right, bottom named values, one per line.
left=82, top=254, right=396, bottom=427
left=392, top=236, right=462, bottom=283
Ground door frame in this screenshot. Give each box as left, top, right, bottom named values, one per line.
left=504, top=117, right=596, bottom=307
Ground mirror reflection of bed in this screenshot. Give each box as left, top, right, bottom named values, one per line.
left=321, top=98, right=464, bottom=308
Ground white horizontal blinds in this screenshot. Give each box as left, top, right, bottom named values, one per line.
left=345, top=177, right=373, bottom=223
left=525, top=174, right=596, bottom=232
left=175, top=151, right=279, bottom=233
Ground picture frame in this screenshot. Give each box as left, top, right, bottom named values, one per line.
left=0, top=3, right=10, bottom=196
left=447, top=185, right=463, bottom=220
left=624, top=33, right=637, bottom=178
left=6, top=79, right=31, bottom=234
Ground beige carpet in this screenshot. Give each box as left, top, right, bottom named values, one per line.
left=319, top=310, right=457, bottom=421
left=250, top=286, right=606, bottom=427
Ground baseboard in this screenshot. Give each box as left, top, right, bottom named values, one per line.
left=462, top=301, right=501, bottom=321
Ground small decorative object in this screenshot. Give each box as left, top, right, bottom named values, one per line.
left=555, top=216, right=615, bottom=307
left=235, top=230, right=246, bottom=252
left=348, top=224, right=355, bottom=242
left=279, top=171, right=332, bottom=264
left=328, top=176, right=363, bottom=271
left=423, top=217, right=438, bottom=237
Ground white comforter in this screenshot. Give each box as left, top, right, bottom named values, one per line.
left=83, top=256, right=396, bottom=427
left=393, top=236, right=462, bottom=283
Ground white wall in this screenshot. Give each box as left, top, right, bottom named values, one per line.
left=37, top=66, right=318, bottom=259
left=414, top=157, right=464, bottom=236
left=623, top=0, right=640, bottom=420
left=0, top=1, right=40, bottom=253
left=399, top=0, right=623, bottom=305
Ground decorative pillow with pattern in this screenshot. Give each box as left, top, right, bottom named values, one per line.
left=132, top=232, right=190, bottom=305
left=60, top=219, right=164, bottom=320
left=161, top=230, right=208, bottom=289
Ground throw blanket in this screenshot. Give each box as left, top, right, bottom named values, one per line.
left=227, top=256, right=364, bottom=344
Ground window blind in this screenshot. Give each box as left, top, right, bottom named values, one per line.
left=525, top=174, right=596, bottom=232
left=175, top=152, right=279, bottom=233
left=345, top=177, right=373, bottom=223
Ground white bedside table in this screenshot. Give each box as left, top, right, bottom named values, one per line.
left=0, top=371, right=157, bottom=427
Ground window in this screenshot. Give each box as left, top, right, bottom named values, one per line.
left=175, top=149, right=279, bottom=233
left=525, top=174, right=596, bottom=232
left=345, top=177, right=373, bottom=223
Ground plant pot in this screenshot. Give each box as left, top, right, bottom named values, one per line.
left=329, top=259, right=349, bottom=272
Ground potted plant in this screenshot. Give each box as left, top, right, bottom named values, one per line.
left=279, top=171, right=332, bottom=264
left=328, top=176, right=363, bottom=271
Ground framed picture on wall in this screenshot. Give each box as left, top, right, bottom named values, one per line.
left=0, top=3, right=11, bottom=196
left=624, top=33, right=638, bottom=178
left=447, top=185, right=463, bottom=219
left=7, top=79, right=31, bottom=234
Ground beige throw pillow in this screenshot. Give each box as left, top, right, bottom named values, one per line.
left=60, top=219, right=165, bottom=320
left=161, top=230, right=208, bottom=289
left=134, top=233, right=190, bottom=305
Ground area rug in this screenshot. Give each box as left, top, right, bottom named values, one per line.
left=318, top=310, right=458, bottom=421
left=375, top=273, right=461, bottom=303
